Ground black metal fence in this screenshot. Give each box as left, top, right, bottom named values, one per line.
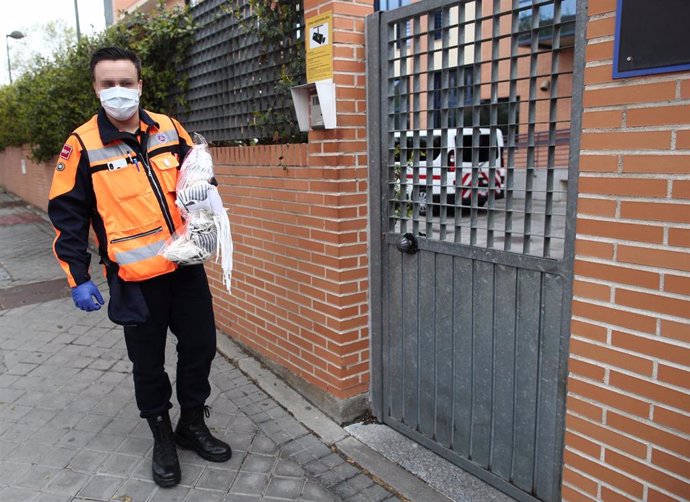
left=180, top=0, right=306, bottom=144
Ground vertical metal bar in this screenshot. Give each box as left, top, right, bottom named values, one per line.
left=511, top=269, right=541, bottom=491
left=435, top=252, right=454, bottom=448
left=398, top=18, right=410, bottom=235
left=523, top=2, right=540, bottom=255
left=418, top=250, right=436, bottom=438
left=403, top=252, right=419, bottom=430
left=388, top=247, right=404, bottom=421
left=412, top=15, right=422, bottom=237
left=366, top=11, right=384, bottom=420
left=425, top=11, right=435, bottom=238
left=504, top=0, right=520, bottom=253
left=491, top=264, right=518, bottom=479
left=454, top=1, right=468, bottom=244
left=487, top=0, right=501, bottom=249
left=388, top=18, right=400, bottom=234
left=471, top=259, right=494, bottom=468
left=453, top=256, right=474, bottom=456
left=439, top=7, right=451, bottom=241
left=534, top=273, right=564, bottom=500
left=470, top=0, right=483, bottom=246
left=543, top=0, right=562, bottom=258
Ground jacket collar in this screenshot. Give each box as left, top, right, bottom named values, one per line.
left=97, top=107, right=159, bottom=144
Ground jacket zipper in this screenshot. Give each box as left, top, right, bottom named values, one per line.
left=110, top=226, right=163, bottom=244
left=140, top=130, right=176, bottom=235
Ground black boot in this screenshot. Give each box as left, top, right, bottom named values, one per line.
left=175, top=406, right=232, bottom=462
left=146, top=413, right=181, bottom=487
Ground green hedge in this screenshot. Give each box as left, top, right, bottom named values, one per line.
left=0, top=3, right=194, bottom=163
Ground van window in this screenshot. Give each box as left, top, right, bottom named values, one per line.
left=393, top=135, right=442, bottom=163
left=460, top=134, right=494, bottom=163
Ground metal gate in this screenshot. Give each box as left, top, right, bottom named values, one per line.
left=366, top=1, right=586, bottom=500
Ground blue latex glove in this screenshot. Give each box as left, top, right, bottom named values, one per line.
left=71, top=280, right=105, bottom=312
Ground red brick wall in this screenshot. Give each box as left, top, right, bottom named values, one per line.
left=563, top=1, right=690, bottom=500
left=0, top=146, right=55, bottom=212
left=208, top=0, right=374, bottom=403
left=206, top=143, right=370, bottom=401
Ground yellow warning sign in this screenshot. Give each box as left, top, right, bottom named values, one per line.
left=306, top=11, right=333, bottom=83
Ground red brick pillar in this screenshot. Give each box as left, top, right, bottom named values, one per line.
left=298, top=0, right=374, bottom=420
left=563, top=2, right=690, bottom=500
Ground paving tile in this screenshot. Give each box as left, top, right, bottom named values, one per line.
left=195, top=466, right=236, bottom=491
left=116, top=436, right=152, bottom=456
left=0, top=486, right=40, bottom=502
left=33, top=493, right=72, bottom=502
left=100, top=416, right=138, bottom=436
left=223, top=494, right=261, bottom=502
left=0, top=461, right=30, bottom=484
left=25, top=426, right=70, bottom=445
left=111, top=477, right=157, bottom=501
left=86, top=433, right=125, bottom=452
left=98, top=453, right=139, bottom=477
left=44, top=469, right=89, bottom=496
left=74, top=414, right=113, bottom=433
left=0, top=387, right=25, bottom=403
left=14, top=464, right=61, bottom=489
left=186, top=488, right=226, bottom=502
left=265, top=476, right=305, bottom=499
left=76, top=474, right=125, bottom=500
left=57, top=429, right=98, bottom=449
left=241, top=453, right=275, bottom=474
left=148, top=485, right=189, bottom=501
left=7, top=442, right=44, bottom=464
left=178, top=462, right=205, bottom=487
left=230, top=472, right=269, bottom=495
left=301, top=480, right=338, bottom=502
left=249, top=434, right=279, bottom=456
left=362, top=483, right=396, bottom=502
left=274, top=458, right=304, bottom=478
left=67, top=449, right=109, bottom=473
left=34, top=445, right=79, bottom=469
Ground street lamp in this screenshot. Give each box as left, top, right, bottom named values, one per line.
left=5, top=30, right=25, bottom=85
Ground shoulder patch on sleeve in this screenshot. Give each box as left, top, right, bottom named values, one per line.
left=59, top=144, right=73, bottom=160
left=49, top=137, right=83, bottom=200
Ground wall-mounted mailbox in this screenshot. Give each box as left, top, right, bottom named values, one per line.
left=290, top=79, right=337, bottom=131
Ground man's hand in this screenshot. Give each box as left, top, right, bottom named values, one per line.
left=71, top=280, right=105, bottom=311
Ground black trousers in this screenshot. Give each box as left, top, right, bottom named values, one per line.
left=122, top=265, right=217, bottom=418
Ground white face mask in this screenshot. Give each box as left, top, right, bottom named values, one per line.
left=99, top=86, right=140, bottom=121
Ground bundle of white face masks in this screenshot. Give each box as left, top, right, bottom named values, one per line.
left=159, top=135, right=233, bottom=292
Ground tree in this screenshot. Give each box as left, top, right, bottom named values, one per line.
left=0, top=2, right=195, bottom=162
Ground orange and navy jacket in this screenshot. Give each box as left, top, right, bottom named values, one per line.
left=48, top=108, right=193, bottom=287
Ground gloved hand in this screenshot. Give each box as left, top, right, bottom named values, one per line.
left=71, top=280, right=105, bottom=312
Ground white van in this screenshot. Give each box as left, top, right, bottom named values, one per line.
left=395, top=128, right=505, bottom=214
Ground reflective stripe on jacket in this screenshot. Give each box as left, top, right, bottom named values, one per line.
left=48, top=108, right=192, bottom=286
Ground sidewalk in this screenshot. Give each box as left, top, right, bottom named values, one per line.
left=0, top=190, right=451, bottom=502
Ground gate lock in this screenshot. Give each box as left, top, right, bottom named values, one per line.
left=396, top=233, right=419, bottom=255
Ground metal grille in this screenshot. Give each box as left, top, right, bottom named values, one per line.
left=368, top=1, right=586, bottom=500
left=387, top=0, right=575, bottom=259
left=181, top=0, right=305, bottom=143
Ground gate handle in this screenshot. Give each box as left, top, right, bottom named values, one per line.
left=396, top=233, right=419, bottom=255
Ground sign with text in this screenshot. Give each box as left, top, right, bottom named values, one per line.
left=306, top=11, right=333, bottom=83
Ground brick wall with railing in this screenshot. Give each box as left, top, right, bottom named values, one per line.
left=563, top=1, right=690, bottom=500
left=208, top=0, right=374, bottom=420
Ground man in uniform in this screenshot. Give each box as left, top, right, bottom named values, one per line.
left=48, top=46, right=231, bottom=488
